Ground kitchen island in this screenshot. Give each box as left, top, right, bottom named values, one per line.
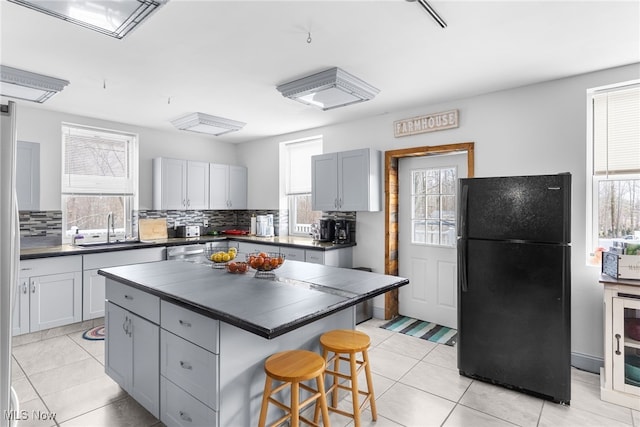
left=99, top=259, right=408, bottom=426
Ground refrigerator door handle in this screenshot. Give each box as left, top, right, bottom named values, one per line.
left=458, top=238, right=468, bottom=292
left=460, top=184, right=469, bottom=239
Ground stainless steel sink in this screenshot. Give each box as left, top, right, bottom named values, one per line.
left=76, top=239, right=142, bottom=248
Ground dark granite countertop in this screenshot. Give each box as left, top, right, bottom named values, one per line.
left=99, top=260, right=408, bottom=339
left=20, top=235, right=353, bottom=260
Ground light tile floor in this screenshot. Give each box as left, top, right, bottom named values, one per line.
left=10, top=318, right=640, bottom=427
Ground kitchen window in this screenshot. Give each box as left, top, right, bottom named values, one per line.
left=282, top=136, right=323, bottom=236
left=61, top=124, right=138, bottom=243
left=587, top=82, right=640, bottom=264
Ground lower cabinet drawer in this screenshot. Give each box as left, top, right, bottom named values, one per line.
left=105, top=279, right=159, bottom=324
left=161, top=300, right=219, bottom=353
left=161, top=376, right=217, bottom=427
left=160, top=329, right=219, bottom=410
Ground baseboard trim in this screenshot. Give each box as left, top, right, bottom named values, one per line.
left=571, top=351, right=603, bottom=374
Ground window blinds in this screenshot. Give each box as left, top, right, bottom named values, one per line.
left=62, top=124, right=136, bottom=194
left=593, top=85, right=640, bottom=175
left=284, top=137, right=322, bottom=195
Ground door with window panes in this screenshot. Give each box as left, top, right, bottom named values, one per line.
left=398, top=153, right=467, bottom=328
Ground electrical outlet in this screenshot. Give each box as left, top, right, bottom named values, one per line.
left=203, top=219, right=209, bottom=227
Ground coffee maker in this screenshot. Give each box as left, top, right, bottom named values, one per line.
left=317, top=218, right=335, bottom=242
left=333, top=219, right=351, bottom=244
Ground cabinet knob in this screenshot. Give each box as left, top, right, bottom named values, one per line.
left=124, top=295, right=133, bottom=300
left=179, top=411, right=192, bottom=422
left=179, top=360, right=193, bottom=370
left=179, top=319, right=192, bottom=327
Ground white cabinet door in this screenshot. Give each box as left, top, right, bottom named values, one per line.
left=105, top=301, right=160, bottom=418
left=13, top=278, right=30, bottom=336
left=186, top=161, right=209, bottom=210
left=155, top=158, right=187, bottom=210
left=209, top=163, right=229, bottom=210
left=106, top=302, right=132, bottom=389
left=83, top=269, right=106, bottom=320
left=312, top=152, right=338, bottom=211
left=312, top=149, right=381, bottom=212
left=29, top=271, right=82, bottom=331
left=209, top=164, right=247, bottom=210
left=339, top=149, right=370, bottom=211
left=131, top=313, right=160, bottom=417
left=228, top=165, right=247, bottom=209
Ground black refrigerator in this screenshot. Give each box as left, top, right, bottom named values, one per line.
left=457, top=173, right=571, bottom=404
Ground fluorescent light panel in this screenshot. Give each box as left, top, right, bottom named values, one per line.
left=277, top=67, right=380, bottom=111
left=7, top=0, right=168, bottom=39
left=0, top=65, right=69, bottom=103
left=171, top=113, right=246, bottom=136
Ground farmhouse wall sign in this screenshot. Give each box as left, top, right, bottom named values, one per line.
left=394, top=109, right=459, bottom=138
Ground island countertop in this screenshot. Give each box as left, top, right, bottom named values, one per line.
left=99, top=260, right=408, bottom=339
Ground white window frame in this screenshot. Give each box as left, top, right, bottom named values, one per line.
left=61, top=123, right=138, bottom=243
left=281, top=136, right=323, bottom=236
left=586, top=80, right=640, bottom=264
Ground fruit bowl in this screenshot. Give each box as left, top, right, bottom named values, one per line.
left=246, top=252, right=285, bottom=278
left=226, top=261, right=249, bottom=274
left=204, top=246, right=239, bottom=269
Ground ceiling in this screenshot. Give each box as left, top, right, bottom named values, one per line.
left=1, top=0, right=639, bottom=144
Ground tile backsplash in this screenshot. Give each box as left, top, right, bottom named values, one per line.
left=19, top=209, right=356, bottom=241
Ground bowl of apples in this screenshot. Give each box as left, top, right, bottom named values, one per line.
left=226, top=261, right=249, bottom=274
left=246, top=252, right=285, bottom=278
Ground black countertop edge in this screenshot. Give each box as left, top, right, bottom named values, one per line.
left=20, top=236, right=354, bottom=260
left=98, top=269, right=408, bottom=340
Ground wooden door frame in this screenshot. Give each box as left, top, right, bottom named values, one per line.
left=383, top=142, right=475, bottom=319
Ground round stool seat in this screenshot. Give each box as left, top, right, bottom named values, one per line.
left=320, top=329, right=371, bottom=353
left=264, top=349, right=326, bottom=382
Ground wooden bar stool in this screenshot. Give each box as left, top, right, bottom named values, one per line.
left=316, top=329, right=376, bottom=427
left=258, top=349, right=331, bottom=427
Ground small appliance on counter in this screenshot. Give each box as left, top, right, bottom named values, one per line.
left=256, top=214, right=274, bottom=237
left=176, top=225, right=200, bottom=238
left=334, top=219, right=351, bottom=244
left=317, top=218, right=335, bottom=242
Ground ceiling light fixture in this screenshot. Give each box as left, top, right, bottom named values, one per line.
left=406, top=0, right=447, bottom=28
left=7, top=0, right=168, bottom=39
left=171, top=113, right=246, bottom=137
left=277, top=67, right=380, bottom=111
left=0, top=65, right=69, bottom=103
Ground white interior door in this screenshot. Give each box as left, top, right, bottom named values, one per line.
left=398, top=153, right=467, bottom=329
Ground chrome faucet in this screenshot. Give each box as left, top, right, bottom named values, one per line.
left=107, top=212, right=114, bottom=243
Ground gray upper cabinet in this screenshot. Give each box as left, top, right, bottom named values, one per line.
left=312, top=148, right=381, bottom=212
left=153, top=157, right=209, bottom=210
left=209, top=163, right=247, bottom=210
left=17, top=140, right=40, bottom=211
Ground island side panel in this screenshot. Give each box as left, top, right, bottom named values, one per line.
left=218, top=307, right=355, bottom=426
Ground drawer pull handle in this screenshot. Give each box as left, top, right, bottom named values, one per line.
left=179, top=320, right=192, bottom=327
left=124, top=295, right=133, bottom=300
left=615, top=333, right=622, bottom=355
left=180, top=361, right=193, bottom=370
left=179, top=411, right=192, bottom=422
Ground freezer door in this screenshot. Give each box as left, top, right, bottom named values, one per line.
left=459, top=174, right=571, bottom=244
left=457, top=239, right=571, bottom=403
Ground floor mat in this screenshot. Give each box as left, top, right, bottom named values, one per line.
left=82, top=325, right=105, bottom=341
left=380, top=316, right=457, bottom=346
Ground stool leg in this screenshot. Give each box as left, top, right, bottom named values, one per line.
left=350, top=353, right=361, bottom=427
left=363, top=349, right=377, bottom=421
left=316, top=375, right=331, bottom=427
left=258, top=376, right=272, bottom=427
left=331, top=351, right=340, bottom=408
left=291, top=382, right=300, bottom=427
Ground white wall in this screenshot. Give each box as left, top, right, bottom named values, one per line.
left=236, top=63, right=640, bottom=362
left=15, top=106, right=238, bottom=210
